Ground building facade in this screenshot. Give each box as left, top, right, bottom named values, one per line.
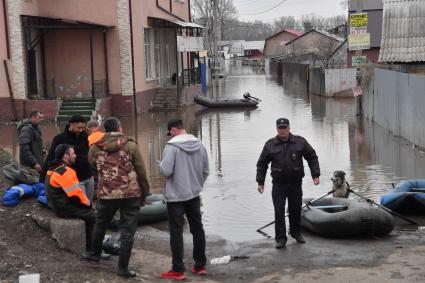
left=0, top=0, right=202, bottom=121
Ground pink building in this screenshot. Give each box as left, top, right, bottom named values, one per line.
left=0, top=0, right=203, bottom=121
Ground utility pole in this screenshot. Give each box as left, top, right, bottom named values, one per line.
left=212, top=0, right=219, bottom=100
left=355, top=0, right=363, bottom=116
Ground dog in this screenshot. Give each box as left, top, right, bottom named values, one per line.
left=331, top=171, right=350, bottom=198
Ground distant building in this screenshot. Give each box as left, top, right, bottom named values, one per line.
left=348, top=0, right=383, bottom=67
left=244, top=41, right=265, bottom=59
left=327, top=24, right=348, bottom=39
left=278, top=29, right=346, bottom=68
left=263, top=29, right=303, bottom=58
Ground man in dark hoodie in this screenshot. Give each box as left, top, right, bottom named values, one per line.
left=159, top=119, right=209, bottom=281
left=85, top=117, right=150, bottom=278
left=18, top=110, right=44, bottom=172
left=41, top=115, right=94, bottom=201
left=44, top=144, right=96, bottom=255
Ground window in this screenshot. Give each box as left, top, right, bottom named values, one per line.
left=144, top=28, right=155, bottom=79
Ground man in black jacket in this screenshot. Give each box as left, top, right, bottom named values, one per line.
left=257, top=118, right=320, bottom=249
left=41, top=115, right=94, bottom=201
left=18, top=110, right=44, bottom=172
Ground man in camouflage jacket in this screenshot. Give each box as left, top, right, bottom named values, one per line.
left=84, top=117, right=150, bottom=278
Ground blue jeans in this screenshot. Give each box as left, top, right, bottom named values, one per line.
left=167, top=197, right=206, bottom=272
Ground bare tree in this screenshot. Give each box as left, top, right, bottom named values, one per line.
left=314, top=36, right=341, bottom=68
left=192, top=0, right=237, bottom=53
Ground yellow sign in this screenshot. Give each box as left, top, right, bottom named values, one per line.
left=350, top=13, right=368, bottom=27
left=348, top=33, right=370, bottom=51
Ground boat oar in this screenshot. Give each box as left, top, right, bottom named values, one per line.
left=256, top=189, right=336, bottom=238
left=347, top=188, right=418, bottom=225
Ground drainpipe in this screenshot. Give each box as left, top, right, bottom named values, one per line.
left=103, top=29, right=110, bottom=96
left=129, top=0, right=138, bottom=143
left=175, top=27, right=180, bottom=100
left=188, top=0, right=191, bottom=22
left=2, top=0, right=10, bottom=59
left=89, top=30, right=95, bottom=99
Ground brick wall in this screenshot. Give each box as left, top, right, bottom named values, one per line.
left=6, top=0, right=26, bottom=99
left=347, top=48, right=380, bottom=68
left=116, top=0, right=133, bottom=97
left=0, top=98, right=57, bottom=121
left=110, top=88, right=155, bottom=116
left=96, top=97, right=112, bottom=118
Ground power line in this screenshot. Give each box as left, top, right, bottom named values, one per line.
left=239, top=0, right=288, bottom=16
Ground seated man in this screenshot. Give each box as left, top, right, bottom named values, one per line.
left=44, top=144, right=103, bottom=257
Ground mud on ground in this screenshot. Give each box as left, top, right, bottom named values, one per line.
left=1, top=148, right=425, bottom=282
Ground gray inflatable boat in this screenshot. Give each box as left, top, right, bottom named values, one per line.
left=301, top=198, right=394, bottom=238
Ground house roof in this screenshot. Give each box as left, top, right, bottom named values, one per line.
left=244, top=41, right=265, bottom=52
left=285, top=29, right=345, bottom=46
left=265, top=29, right=303, bottom=41
left=379, top=0, right=425, bottom=63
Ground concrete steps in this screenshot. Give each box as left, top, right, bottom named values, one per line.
left=149, top=87, right=183, bottom=112
left=56, top=99, right=96, bottom=122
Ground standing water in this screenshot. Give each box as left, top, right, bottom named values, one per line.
left=1, top=64, right=425, bottom=241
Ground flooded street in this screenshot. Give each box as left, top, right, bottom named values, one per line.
left=2, top=64, right=425, bottom=242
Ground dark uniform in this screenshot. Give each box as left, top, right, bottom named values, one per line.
left=256, top=133, right=320, bottom=244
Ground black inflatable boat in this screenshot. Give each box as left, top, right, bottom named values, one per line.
left=194, top=93, right=261, bottom=108
left=301, top=198, right=394, bottom=238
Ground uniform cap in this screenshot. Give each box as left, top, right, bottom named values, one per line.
left=276, top=118, right=290, bottom=127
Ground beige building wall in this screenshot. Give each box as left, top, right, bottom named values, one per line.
left=132, top=0, right=190, bottom=93
left=21, top=0, right=117, bottom=27
left=264, top=32, right=299, bottom=57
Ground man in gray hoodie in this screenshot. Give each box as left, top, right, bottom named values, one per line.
left=159, top=119, right=209, bottom=281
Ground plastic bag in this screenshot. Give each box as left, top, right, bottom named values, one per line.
left=210, top=255, right=231, bottom=265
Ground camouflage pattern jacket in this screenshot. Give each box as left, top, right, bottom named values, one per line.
left=88, top=132, right=150, bottom=200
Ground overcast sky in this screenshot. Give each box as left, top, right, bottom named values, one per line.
left=234, top=0, right=347, bottom=22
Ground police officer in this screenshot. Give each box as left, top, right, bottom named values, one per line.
left=257, top=118, right=320, bottom=249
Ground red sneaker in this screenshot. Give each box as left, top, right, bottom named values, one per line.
left=191, top=266, right=207, bottom=275
left=160, top=270, right=186, bottom=280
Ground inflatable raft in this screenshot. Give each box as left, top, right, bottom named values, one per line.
left=301, top=198, right=394, bottom=238
left=194, top=93, right=260, bottom=108
left=380, top=180, right=425, bottom=214
left=111, top=194, right=167, bottom=227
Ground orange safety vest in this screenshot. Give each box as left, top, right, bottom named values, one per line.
left=88, top=131, right=105, bottom=147
left=46, top=164, right=90, bottom=207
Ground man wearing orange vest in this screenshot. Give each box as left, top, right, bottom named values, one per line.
left=45, top=144, right=97, bottom=255
left=87, top=120, right=105, bottom=147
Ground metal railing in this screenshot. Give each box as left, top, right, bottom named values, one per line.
left=182, top=67, right=201, bottom=87
left=94, top=79, right=108, bottom=98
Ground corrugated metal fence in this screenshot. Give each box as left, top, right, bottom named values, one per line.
left=325, top=68, right=356, bottom=96
left=363, top=68, right=425, bottom=148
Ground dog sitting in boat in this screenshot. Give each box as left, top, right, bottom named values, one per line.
left=331, top=171, right=350, bottom=198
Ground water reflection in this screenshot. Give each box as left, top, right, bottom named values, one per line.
left=1, top=65, right=425, bottom=242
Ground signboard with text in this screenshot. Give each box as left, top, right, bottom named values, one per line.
left=352, top=56, right=368, bottom=66
left=350, top=13, right=368, bottom=27
left=348, top=33, right=370, bottom=51
left=177, top=36, right=204, bottom=52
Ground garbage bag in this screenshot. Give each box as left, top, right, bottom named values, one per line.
left=2, top=160, right=39, bottom=184
left=2, top=184, right=36, bottom=207
left=36, top=184, right=48, bottom=206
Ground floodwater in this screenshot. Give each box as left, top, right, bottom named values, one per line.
left=1, top=63, right=425, bottom=242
